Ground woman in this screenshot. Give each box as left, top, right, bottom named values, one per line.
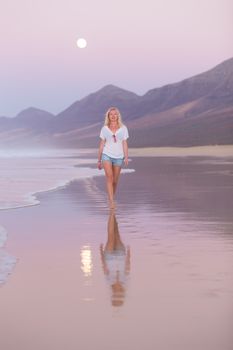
left=97, top=107, right=129, bottom=209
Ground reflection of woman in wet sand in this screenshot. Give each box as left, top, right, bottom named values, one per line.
left=100, top=210, right=130, bottom=307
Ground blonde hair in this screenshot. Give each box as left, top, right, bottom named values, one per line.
left=104, top=107, right=123, bottom=128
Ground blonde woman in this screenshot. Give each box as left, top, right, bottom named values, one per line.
left=97, top=107, right=129, bottom=209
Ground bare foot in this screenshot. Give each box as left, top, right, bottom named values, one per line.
left=109, top=200, right=116, bottom=209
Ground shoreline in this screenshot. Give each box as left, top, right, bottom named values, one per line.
left=0, top=167, right=134, bottom=212
left=1, top=144, right=232, bottom=212
left=0, top=156, right=103, bottom=212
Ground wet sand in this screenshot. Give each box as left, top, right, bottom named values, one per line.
left=0, top=155, right=233, bottom=350
left=129, top=145, right=233, bottom=158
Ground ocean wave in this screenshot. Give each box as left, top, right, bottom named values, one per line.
left=0, top=156, right=100, bottom=210
left=0, top=251, right=17, bottom=286
left=0, top=154, right=135, bottom=210
left=0, top=226, right=7, bottom=248
left=0, top=226, right=17, bottom=286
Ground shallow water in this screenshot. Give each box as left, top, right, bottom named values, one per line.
left=0, top=155, right=99, bottom=210
left=0, top=155, right=232, bottom=350
left=0, top=151, right=133, bottom=210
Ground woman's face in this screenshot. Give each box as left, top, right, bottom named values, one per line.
left=108, top=109, right=119, bottom=123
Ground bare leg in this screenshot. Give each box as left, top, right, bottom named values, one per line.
left=112, top=165, right=122, bottom=195
left=102, top=161, right=115, bottom=208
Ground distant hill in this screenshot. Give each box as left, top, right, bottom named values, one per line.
left=0, top=57, right=233, bottom=148
left=48, top=85, right=139, bottom=133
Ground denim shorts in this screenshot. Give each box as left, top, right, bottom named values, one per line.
left=101, top=153, right=124, bottom=167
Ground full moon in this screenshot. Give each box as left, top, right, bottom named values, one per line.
left=77, top=38, right=87, bottom=49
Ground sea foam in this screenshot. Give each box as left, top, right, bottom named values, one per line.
left=0, top=226, right=17, bottom=286
left=0, top=151, right=134, bottom=210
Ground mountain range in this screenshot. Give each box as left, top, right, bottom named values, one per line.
left=0, top=57, right=233, bottom=148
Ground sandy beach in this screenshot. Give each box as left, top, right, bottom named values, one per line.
left=130, top=145, right=233, bottom=157
left=0, top=150, right=233, bottom=350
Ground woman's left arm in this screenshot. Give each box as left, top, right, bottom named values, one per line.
left=123, top=140, right=128, bottom=166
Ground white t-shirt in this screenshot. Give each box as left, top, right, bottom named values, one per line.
left=100, top=125, right=129, bottom=159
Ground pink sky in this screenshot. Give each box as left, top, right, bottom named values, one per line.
left=0, top=0, right=232, bottom=116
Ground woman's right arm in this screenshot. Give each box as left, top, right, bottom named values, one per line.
left=97, top=139, right=105, bottom=169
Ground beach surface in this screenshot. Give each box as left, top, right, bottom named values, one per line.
left=130, top=144, right=233, bottom=157
left=0, top=148, right=233, bottom=350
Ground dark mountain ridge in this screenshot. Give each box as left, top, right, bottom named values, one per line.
left=48, top=85, right=140, bottom=133
left=127, top=57, right=233, bottom=119
left=0, top=57, right=233, bottom=147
